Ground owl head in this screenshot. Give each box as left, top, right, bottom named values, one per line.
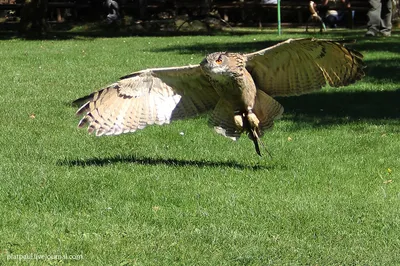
left=200, top=52, right=231, bottom=75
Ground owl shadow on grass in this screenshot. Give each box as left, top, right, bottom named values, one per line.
left=277, top=88, right=400, bottom=128
left=58, top=155, right=274, bottom=170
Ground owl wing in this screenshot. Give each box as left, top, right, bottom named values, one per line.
left=74, top=65, right=220, bottom=136
left=244, top=38, right=365, bottom=97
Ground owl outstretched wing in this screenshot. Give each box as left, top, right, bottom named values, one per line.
left=74, top=65, right=219, bottom=136
left=244, top=38, right=365, bottom=97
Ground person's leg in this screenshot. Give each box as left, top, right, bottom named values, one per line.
left=380, top=0, right=392, bottom=36
left=325, top=14, right=338, bottom=28
left=366, top=0, right=381, bottom=36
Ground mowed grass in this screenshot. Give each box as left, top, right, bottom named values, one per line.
left=0, top=28, right=399, bottom=265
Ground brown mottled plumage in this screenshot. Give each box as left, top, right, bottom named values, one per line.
left=73, top=38, right=365, bottom=156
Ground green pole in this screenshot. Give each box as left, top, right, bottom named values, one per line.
left=277, top=0, right=281, bottom=35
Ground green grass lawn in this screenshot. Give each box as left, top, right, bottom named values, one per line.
left=0, top=28, right=399, bottom=265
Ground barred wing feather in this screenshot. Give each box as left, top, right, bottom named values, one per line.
left=74, top=65, right=219, bottom=136
left=245, top=38, right=365, bottom=97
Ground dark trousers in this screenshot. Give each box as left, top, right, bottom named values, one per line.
left=367, top=0, right=392, bottom=33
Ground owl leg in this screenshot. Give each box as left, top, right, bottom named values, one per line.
left=233, top=109, right=259, bottom=133
left=233, top=111, right=244, bottom=131
left=245, top=108, right=263, bottom=156
left=246, top=108, right=260, bottom=131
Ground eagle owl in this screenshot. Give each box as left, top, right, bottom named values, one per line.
left=73, top=38, right=365, bottom=156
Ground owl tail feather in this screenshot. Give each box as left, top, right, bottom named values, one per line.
left=252, top=90, right=284, bottom=134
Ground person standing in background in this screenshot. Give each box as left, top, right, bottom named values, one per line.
left=321, top=0, right=350, bottom=28
left=105, top=0, right=120, bottom=24
left=366, top=0, right=392, bottom=36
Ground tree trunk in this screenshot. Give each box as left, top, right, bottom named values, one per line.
left=19, top=0, right=49, bottom=36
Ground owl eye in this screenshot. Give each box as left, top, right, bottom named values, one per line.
left=215, top=55, right=223, bottom=64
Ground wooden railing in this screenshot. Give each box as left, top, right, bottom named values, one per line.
left=0, top=0, right=370, bottom=27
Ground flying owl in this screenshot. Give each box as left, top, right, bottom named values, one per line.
left=73, top=38, right=365, bottom=156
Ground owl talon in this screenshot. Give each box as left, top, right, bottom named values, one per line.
left=247, top=112, right=260, bottom=129
left=234, top=114, right=244, bottom=131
